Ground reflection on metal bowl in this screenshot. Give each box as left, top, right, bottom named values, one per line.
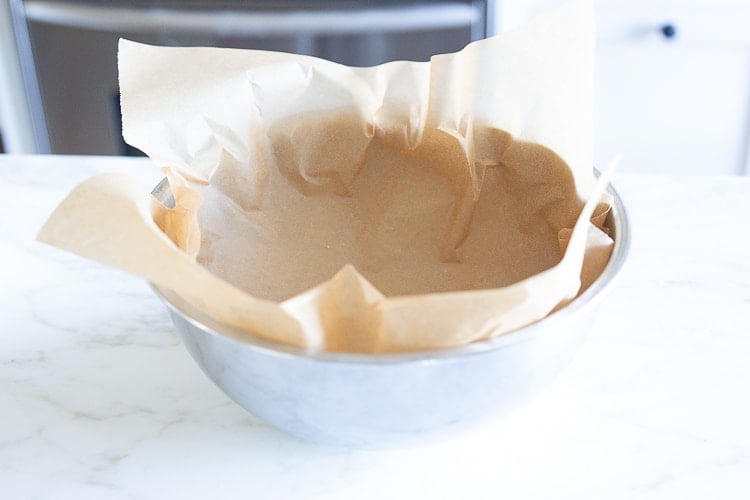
left=151, top=178, right=630, bottom=448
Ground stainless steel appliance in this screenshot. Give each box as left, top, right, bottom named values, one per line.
left=7, top=0, right=495, bottom=155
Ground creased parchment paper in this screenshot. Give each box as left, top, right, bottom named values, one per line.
left=38, top=0, right=615, bottom=353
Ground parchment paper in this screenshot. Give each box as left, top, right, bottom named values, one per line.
left=38, top=0, right=614, bottom=353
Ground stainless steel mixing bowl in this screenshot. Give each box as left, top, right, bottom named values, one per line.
left=151, top=179, right=630, bottom=447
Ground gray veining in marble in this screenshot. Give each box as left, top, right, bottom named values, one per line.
left=1, top=155, right=749, bottom=499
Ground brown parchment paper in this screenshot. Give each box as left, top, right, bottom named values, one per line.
left=38, top=0, right=615, bottom=353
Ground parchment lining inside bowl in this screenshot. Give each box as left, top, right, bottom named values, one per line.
left=190, top=117, right=594, bottom=303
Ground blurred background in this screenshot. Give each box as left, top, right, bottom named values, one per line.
left=1, top=0, right=749, bottom=175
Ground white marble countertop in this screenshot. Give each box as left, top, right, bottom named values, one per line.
left=1, top=154, right=749, bottom=499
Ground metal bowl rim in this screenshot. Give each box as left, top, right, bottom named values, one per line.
left=151, top=177, right=630, bottom=365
